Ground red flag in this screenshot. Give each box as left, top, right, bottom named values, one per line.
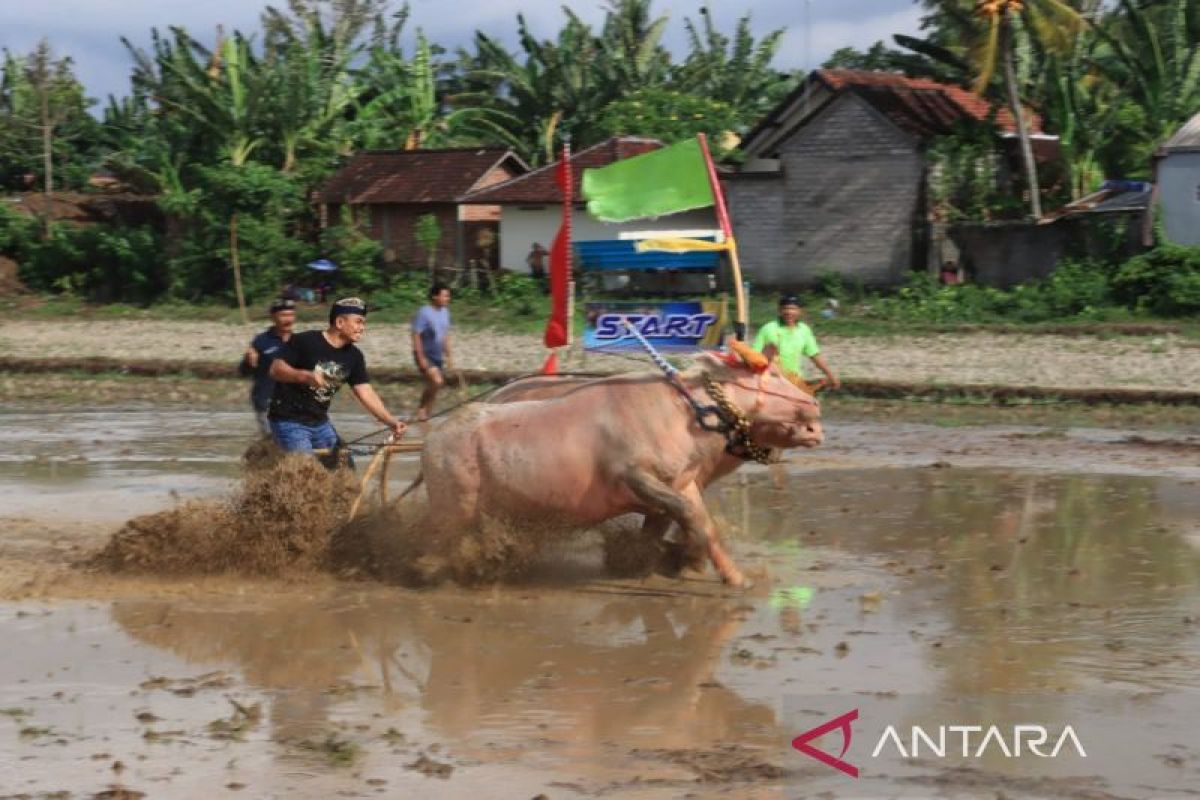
left=540, top=350, right=559, bottom=375
left=543, top=144, right=572, bottom=349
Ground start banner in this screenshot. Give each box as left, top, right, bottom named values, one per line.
left=582, top=300, right=728, bottom=353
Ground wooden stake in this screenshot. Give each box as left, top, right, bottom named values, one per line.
left=230, top=213, right=249, bottom=325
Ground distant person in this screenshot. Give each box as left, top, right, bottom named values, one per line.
left=753, top=294, right=841, bottom=389
left=940, top=260, right=962, bottom=285
left=412, top=284, right=453, bottom=422
left=242, top=297, right=296, bottom=436
left=268, top=297, right=407, bottom=459
left=526, top=242, right=549, bottom=291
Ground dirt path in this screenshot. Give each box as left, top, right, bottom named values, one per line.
left=3, top=318, right=1198, bottom=390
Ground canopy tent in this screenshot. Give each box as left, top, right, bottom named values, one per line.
left=574, top=239, right=721, bottom=272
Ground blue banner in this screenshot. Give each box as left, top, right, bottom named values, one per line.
left=583, top=300, right=728, bottom=353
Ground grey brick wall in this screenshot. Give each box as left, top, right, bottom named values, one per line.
left=726, top=175, right=784, bottom=291
left=729, top=92, right=925, bottom=288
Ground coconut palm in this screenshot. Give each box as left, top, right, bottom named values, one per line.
left=971, top=0, right=1084, bottom=219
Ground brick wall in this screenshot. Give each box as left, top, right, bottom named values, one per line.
left=729, top=92, right=926, bottom=288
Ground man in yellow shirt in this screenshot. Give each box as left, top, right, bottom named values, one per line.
left=752, top=294, right=841, bottom=388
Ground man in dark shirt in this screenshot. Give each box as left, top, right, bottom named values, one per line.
left=268, top=297, right=407, bottom=455
left=243, top=297, right=296, bottom=436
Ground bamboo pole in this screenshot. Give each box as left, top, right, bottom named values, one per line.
left=696, top=133, right=746, bottom=341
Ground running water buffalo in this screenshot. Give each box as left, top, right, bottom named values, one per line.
left=487, top=371, right=811, bottom=576
left=421, top=352, right=822, bottom=587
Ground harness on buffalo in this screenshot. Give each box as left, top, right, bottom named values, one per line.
left=700, top=373, right=775, bottom=464
left=619, top=318, right=775, bottom=465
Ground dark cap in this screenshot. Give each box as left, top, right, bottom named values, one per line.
left=269, top=297, right=296, bottom=314
left=329, top=296, right=368, bottom=324
left=778, top=293, right=803, bottom=308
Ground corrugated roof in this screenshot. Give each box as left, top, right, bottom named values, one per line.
left=1163, top=112, right=1200, bottom=151
left=575, top=239, right=720, bottom=272
left=316, top=148, right=525, bottom=204
left=1044, top=180, right=1152, bottom=220
left=460, top=137, right=662, bottom=204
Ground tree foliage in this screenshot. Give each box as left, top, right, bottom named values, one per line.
left=0, top=0, right=1196, bottom=307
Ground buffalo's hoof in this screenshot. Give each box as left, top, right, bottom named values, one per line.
left=721, top=573, right=753, bottom=590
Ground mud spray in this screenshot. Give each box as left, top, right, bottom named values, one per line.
left=90, top=454, right=676, bottom=585
left=91, top=455, right=359, bottom=576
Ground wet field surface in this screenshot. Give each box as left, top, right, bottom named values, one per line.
left=2, top=407, right=1200, bottom=798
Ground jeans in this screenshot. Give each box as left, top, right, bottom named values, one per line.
left=270, top=418, right=339, bottom=454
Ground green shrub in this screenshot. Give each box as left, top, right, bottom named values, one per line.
left=12, top=221, right=166, bottom=303
left=1112, top=243, right=1200, bottom=314
left=319, top=215, right=385, bottom=292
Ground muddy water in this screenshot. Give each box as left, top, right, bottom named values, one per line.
left=2, top=410, right=1200, bottom=798
left=0, top=408, right=413, bottom=520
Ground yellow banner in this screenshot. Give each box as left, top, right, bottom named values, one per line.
left=633, top=236, right=734, bottom=254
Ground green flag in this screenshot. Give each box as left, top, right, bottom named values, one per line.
left=582, top=138, right=715, bottom=222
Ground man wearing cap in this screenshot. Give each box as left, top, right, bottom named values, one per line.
left=268, top=297, right=407, bottom=456
left=243, top=298, right=296, bottom=436
left=753, top=294, right=841, bottom=389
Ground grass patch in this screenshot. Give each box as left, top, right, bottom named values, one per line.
left=299, top=733, right=361, bottom=766
left=18, top=725, right=54, bottom=738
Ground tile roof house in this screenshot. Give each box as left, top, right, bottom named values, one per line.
left=316, top=147, right=527, bottom=269
left=460, top=137, right=719, bottom=273
left=729, top=69, right=1061, bottom=286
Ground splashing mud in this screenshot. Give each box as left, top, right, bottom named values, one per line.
left=91, top=456, right=359, bottom=576
left=333, top=499, right=663, bottom=587
left=90, top=455, right=668, bottom=586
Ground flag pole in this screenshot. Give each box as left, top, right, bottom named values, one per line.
left=696, top=133, right=746, bottom=341
left=563, top=136, right=574, bottom=347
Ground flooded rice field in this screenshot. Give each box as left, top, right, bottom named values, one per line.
left=2, top=406, right=1200, bottom=798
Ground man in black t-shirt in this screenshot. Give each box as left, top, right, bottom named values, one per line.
left=268, top=297, right=407, bottom=455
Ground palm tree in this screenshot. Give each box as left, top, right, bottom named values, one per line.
left=970, top=0, right=1083, bottom=219
left=594, top=0, right=670, bottom=93
left=455, top=13, right=608, bottom=164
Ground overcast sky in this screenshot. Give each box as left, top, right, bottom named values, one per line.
left=0, top=0, right=924, bottom=102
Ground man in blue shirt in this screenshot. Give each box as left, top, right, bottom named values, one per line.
left=243, top=297, right=296, bottom=436
left=411, top=284, right=453, bottom=421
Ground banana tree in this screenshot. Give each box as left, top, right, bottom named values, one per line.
left=673, top=5, right=789, bottom=127
left=147, top=29, right=271, bottom=319
left=1091, top=0, right=1200, bottom=155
